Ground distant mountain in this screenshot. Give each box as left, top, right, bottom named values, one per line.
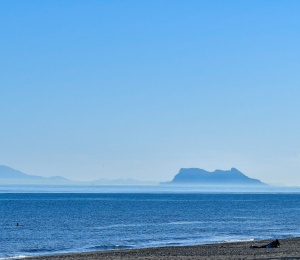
left=164, top=168, right=266, bottom=186
left=0, top=165, right=70, bottom=184
left=0, top=165, right=158, bottom=186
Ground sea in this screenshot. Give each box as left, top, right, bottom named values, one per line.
left=1, top=185, right=300, bottom=259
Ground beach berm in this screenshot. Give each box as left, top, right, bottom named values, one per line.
left=27, top=237, right=300, bottom=260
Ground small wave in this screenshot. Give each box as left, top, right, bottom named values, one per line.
left=23, top=248, right=56, bottom=253
left=0, top=255, right=27, bottom=260
left=94, top=221, right=205, bottom=230
left=94, top=223, right=146, bottom=229
left=23, top=246, right=70, bottom=254
left=168, top=221, right=204, bottom=225
left=223, top=238, right=254, bottom=243
left=87, top=245, right=132, bottom=251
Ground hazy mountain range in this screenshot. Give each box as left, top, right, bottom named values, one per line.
left=0, top=165, right=157, bottom=185
left=0, top=165, right=71, bottom=184
left=0, top=165, right=266, bottom=186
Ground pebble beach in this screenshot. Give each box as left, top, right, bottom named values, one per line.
left=26, top=237, right=300, bottom=260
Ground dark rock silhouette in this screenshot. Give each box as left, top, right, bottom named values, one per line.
left=167, top=168, right=266, bottom=186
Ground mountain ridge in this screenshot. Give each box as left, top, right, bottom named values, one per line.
left=0, top=165, right=70, bottom=184
left=1, top=165, right=266, bottom=186
left=0, top=165, right=157, bottom=185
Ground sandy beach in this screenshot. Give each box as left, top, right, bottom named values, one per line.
left=26, top=237, right=300, bottom=260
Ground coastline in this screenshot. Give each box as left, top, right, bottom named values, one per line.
left=26, top=237, right=300, bottom=260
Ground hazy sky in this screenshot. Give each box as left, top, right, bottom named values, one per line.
left=1, top=1, right=300, bottom=185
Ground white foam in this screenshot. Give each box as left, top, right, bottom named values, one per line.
left=0, top=255, right=28, bottom=260
left=223, top=238, right=254, bottom=243
left=168, top=221, right=204, bottom=225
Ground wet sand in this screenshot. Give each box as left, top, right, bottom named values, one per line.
left=27, top=237, right=300, bottom=260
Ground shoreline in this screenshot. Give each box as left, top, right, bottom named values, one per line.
left=26, top=237, right=300, bottom=260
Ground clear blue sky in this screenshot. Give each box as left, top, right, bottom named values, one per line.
left=1, top=1, right=300, bottom=185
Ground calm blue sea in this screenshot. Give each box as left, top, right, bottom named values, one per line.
left=1, top=187, right=300, bottom=259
